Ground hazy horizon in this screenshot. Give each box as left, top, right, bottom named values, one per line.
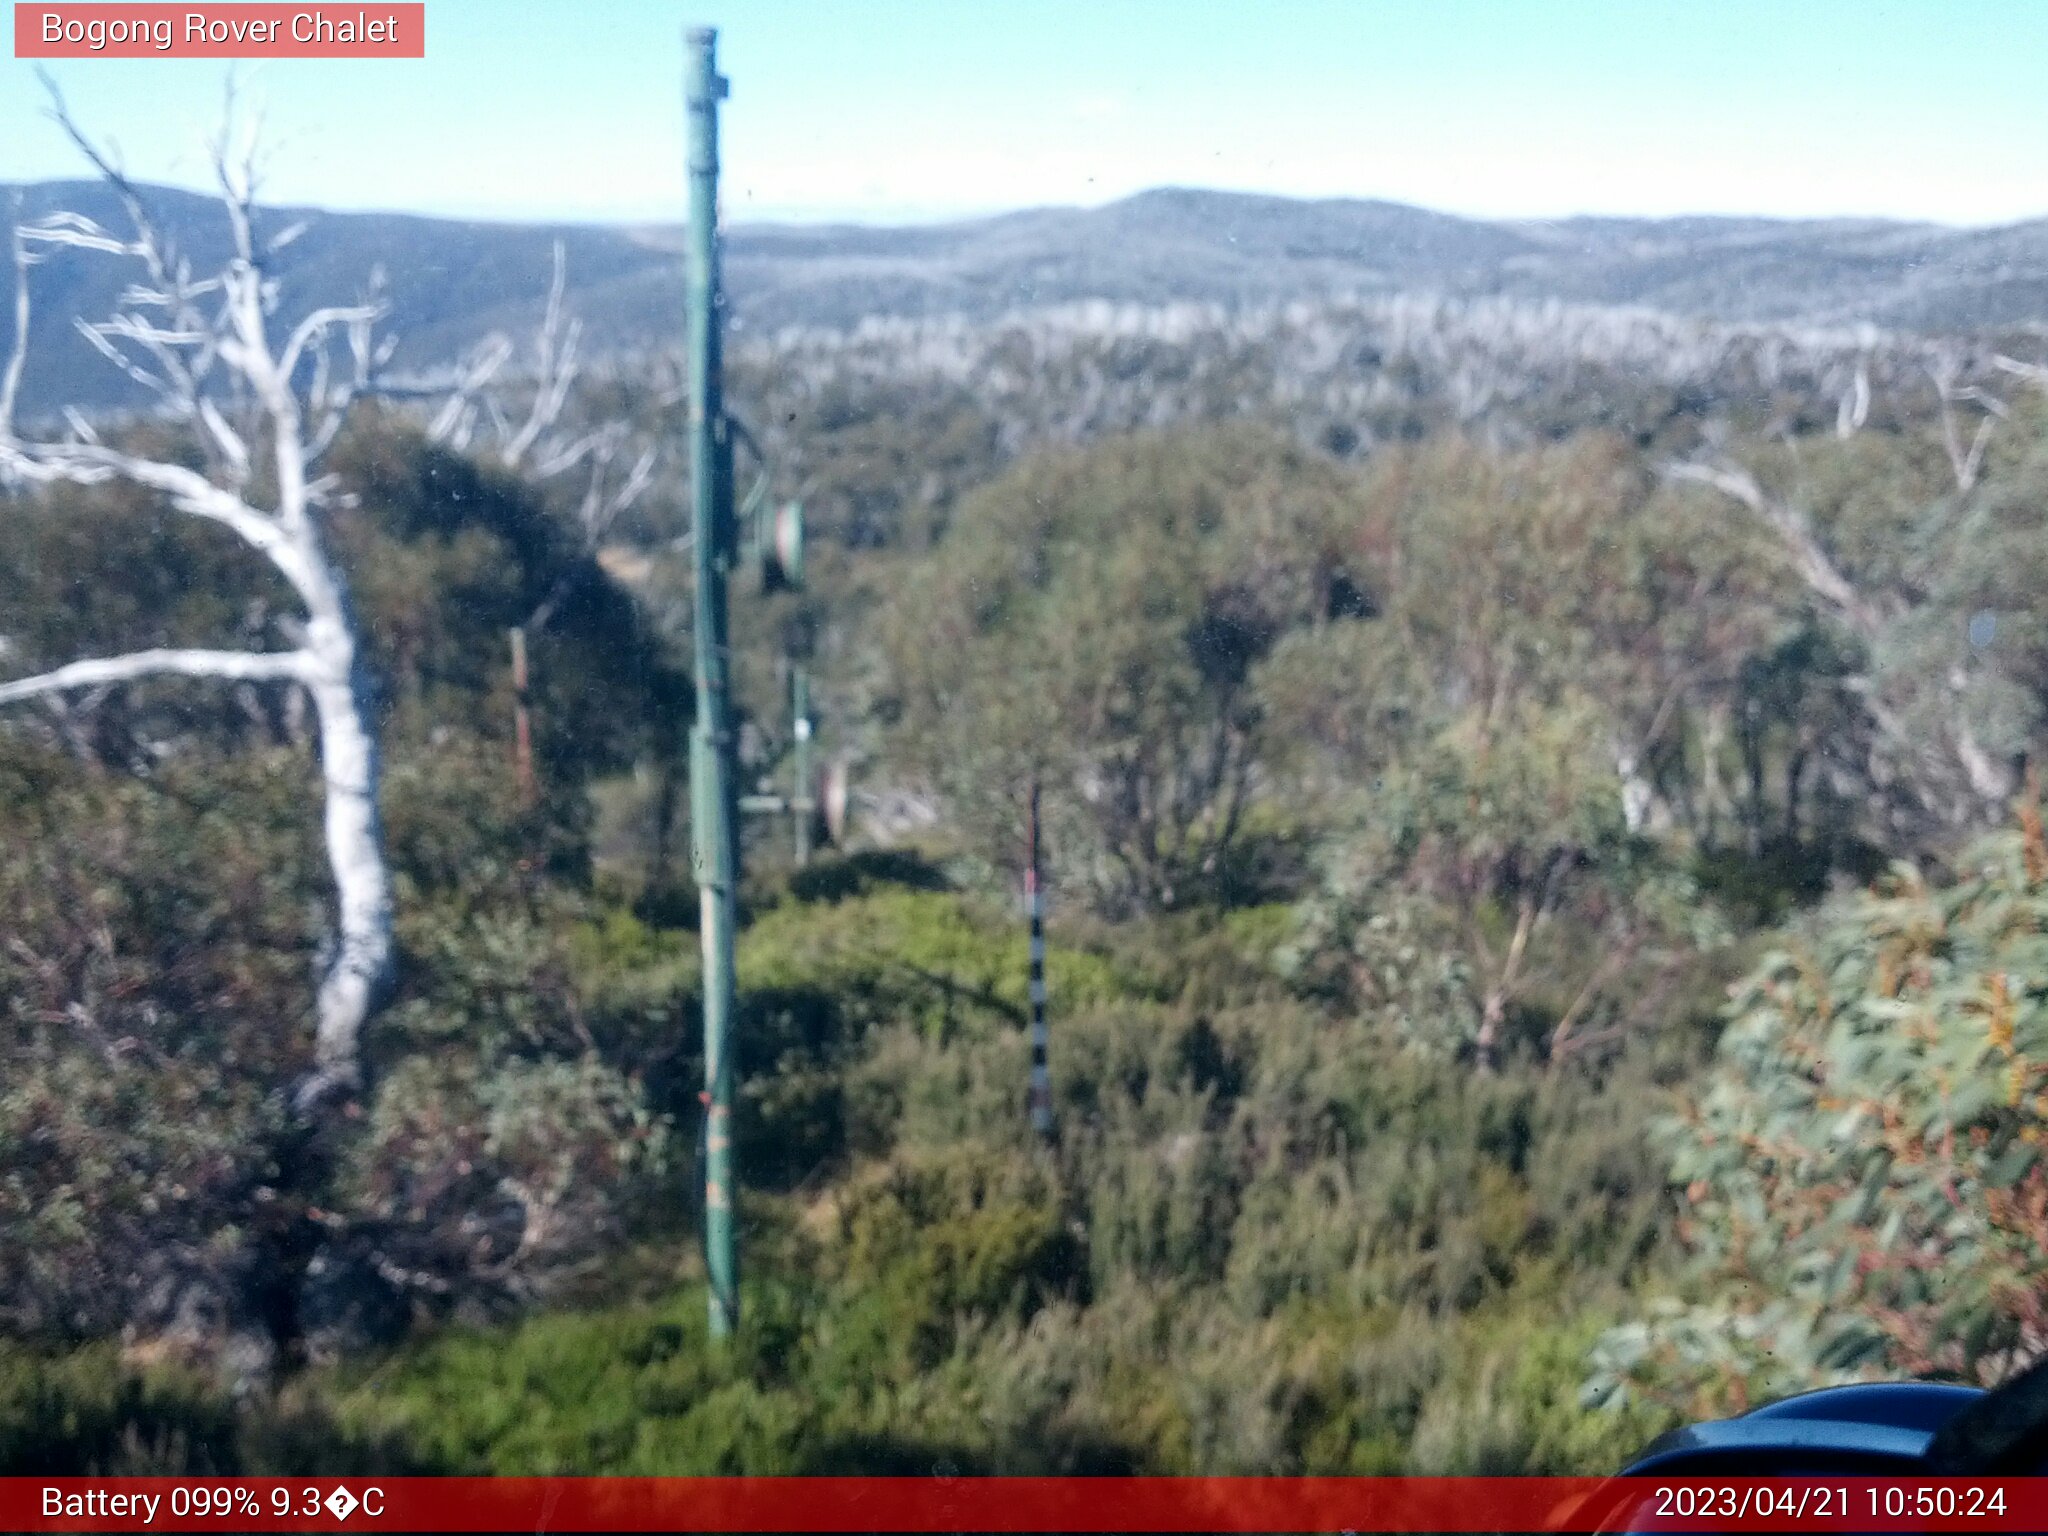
left=2, top=173, right=2027, bottom=236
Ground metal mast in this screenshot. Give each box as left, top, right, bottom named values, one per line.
left=684, top=24, right=740, bottom=1339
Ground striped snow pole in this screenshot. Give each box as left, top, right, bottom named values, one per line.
left=1027, top=777, right=1053, bottom=1139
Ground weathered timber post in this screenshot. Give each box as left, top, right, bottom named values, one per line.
left=508, top=626, right=536, bottom=808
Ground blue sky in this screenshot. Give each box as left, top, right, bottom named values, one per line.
left=5, top=0, right=2048, bottom=227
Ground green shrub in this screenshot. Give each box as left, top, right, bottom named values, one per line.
left=1595, top=819, right=2048, bottom=1414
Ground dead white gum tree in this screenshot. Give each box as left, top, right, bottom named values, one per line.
left=401, top=240, right=660, bottom=801
left=419, top=238, right=661, bottom=583
left=1667, top=451, right=2017, bottom=822
left=0, top=87, right=394, bottom=1111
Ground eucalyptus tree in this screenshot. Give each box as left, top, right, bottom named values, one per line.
left=883, top=423, right=1364, bottom=912
left=1592, top=807, right=2048, bottom=1409
left=1264, top=436, right=1746, bottom=1069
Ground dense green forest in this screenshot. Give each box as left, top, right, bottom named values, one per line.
left=4, top=226, right=2048, bottom=1476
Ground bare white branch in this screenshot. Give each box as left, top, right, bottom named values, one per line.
left=531, top=423, right=620, bottom=481
left=39, top=72, right=179, bottom=299
left=1929, top=357, right=2004, bottom=492
left=199, top=396, right=253, bottom=483
left=607, top=443, right=658, bottom=521
left=72, top=316, right=172, bottom=396
left=1834, top=358, right=1870, bottom=439
left=1950, top=384, right=2010, bottom=419
left=420, top=333, right=514, bottom=444
left=94, top=315, right=210, bottom=350
left=1, top=439, right=295, bottom=566
left=1992, top=354, right=2048, bottom=388
left=0, top=646, right=308, bottom=705
left=18, top=214, right=139, bottom=259
left=1665, top=459, right=1882, bottom=641
left=500, top=241, right=579, bottom=468
left=1961, top=414, right=1997, bottom=491
left=280, top=303, right=382, bottom=384
left=1, top=201, right=29, bottom=440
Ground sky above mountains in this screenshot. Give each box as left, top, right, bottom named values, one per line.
left=4, top=0, right=2047, bottom=228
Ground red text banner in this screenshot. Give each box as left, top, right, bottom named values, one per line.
left=14, top=5, right=425, bottom=58
left=7, top=1476, right=2048, bottom=1533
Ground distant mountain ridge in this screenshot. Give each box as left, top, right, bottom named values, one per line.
left=4, top=180, right=2047, bottom=416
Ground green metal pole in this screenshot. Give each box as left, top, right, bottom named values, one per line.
left=792, top=668, right=813, bottom=867
left=684, top=24, right=740, bottom=1340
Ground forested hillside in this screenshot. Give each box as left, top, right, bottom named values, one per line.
left=4, top=161, right=2048, bottom=1476
left=11, top=179, right=2048, bottom=415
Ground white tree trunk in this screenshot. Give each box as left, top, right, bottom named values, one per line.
left=1614, top=743, right=1653, bottom=834
left=275, top=464, right=395, bottom=1106
left=304, top=643, right=393, bottom=1103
